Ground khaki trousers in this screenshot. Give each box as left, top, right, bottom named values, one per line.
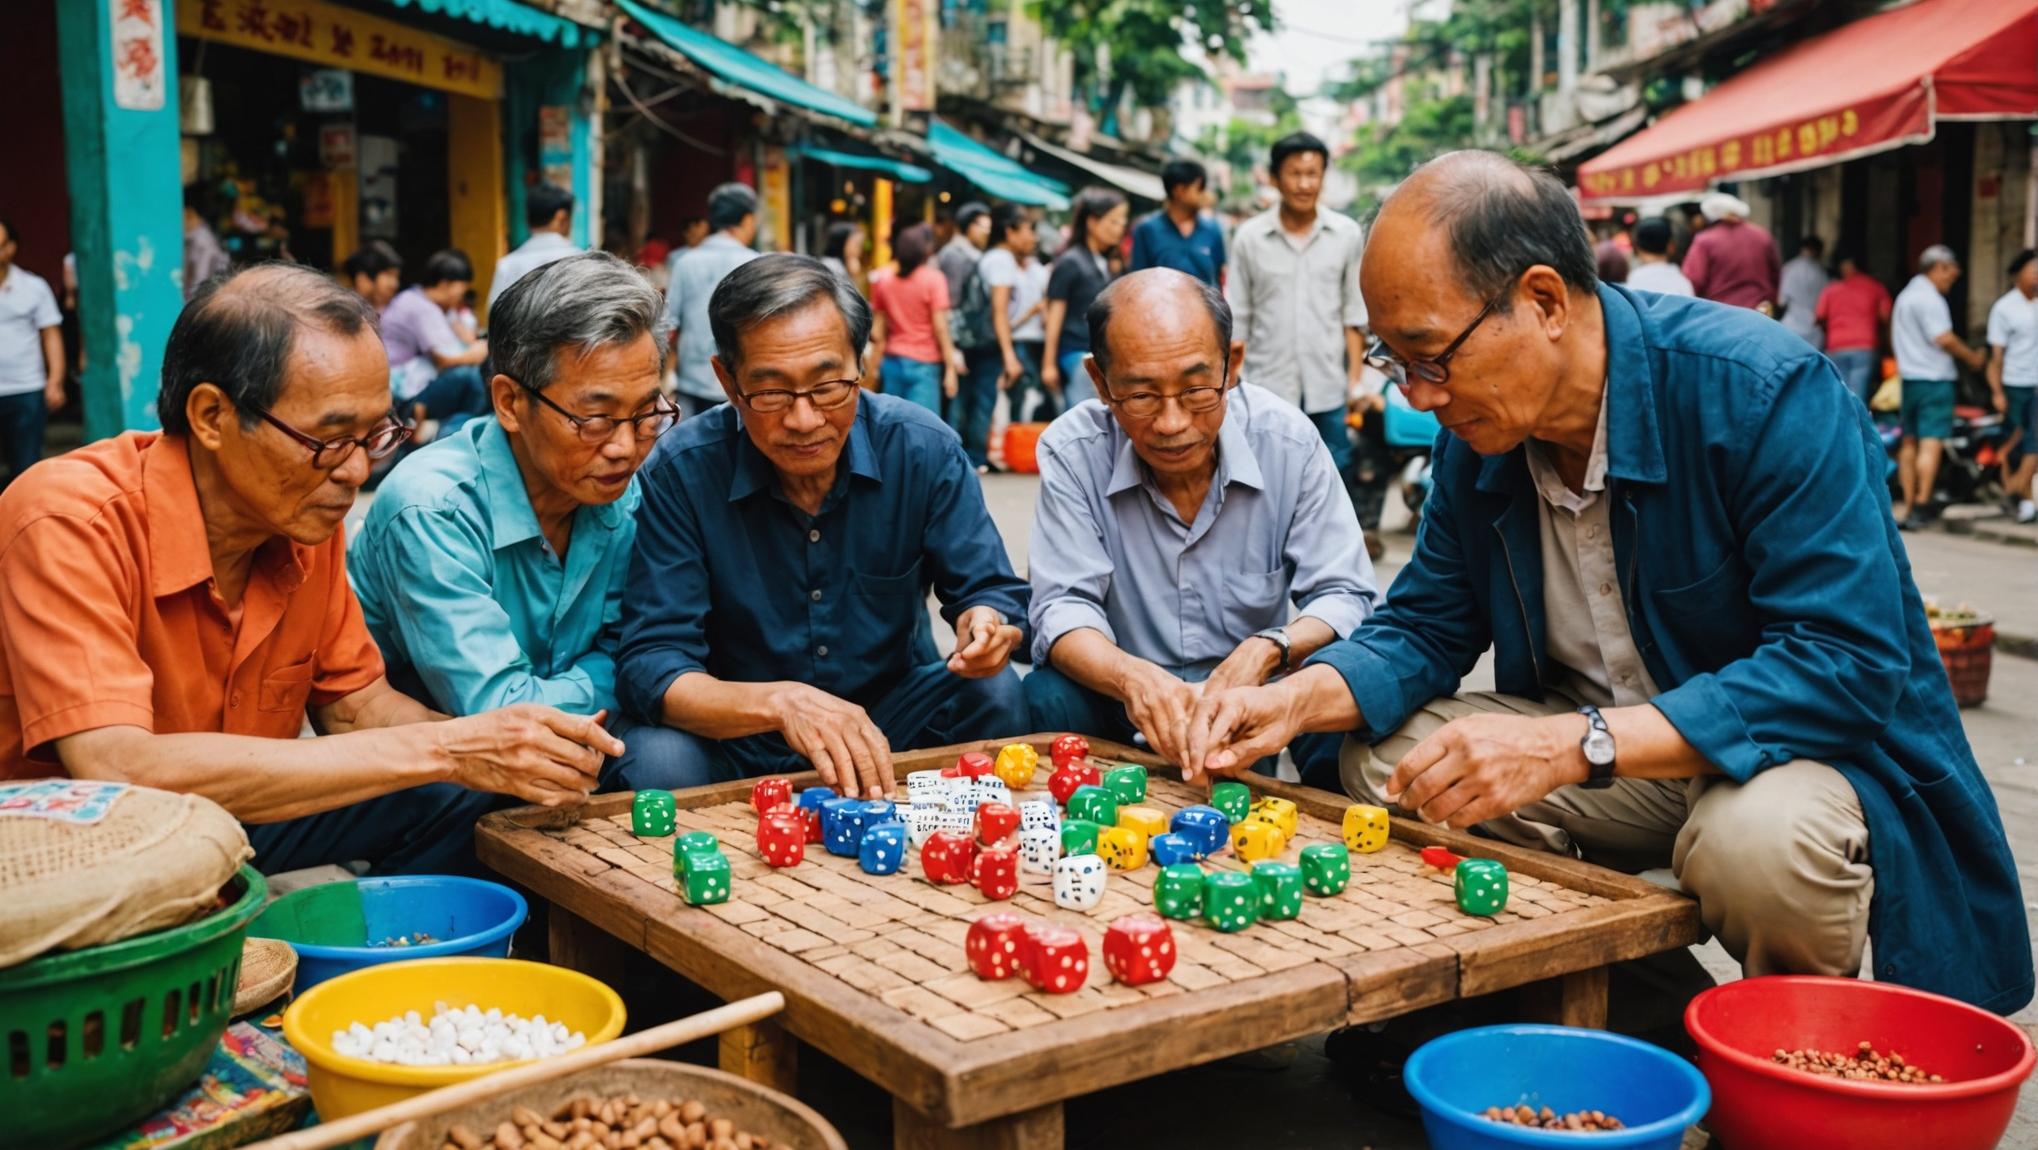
left=1339, top=692, right=1875, bottom=978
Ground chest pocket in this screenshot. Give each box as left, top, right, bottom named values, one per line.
left=1647, top=555, right=1761, bottom=672
left=1221, top=563, right=1290, bottom=628
left=258, top=659, right=316, bottom=714
left=851, top=558, right=925, bottom=602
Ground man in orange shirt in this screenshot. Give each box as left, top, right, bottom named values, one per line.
left=0, top=264, right=622, bottom=874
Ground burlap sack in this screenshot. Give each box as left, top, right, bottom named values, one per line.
left=0, top=784, right=253, bottom=969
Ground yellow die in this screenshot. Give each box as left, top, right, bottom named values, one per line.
left=1343, top=804, right=1391, bottom=853
left=1230, top=820, right=1286, bottom=863
left=1096, top=825, right=1150, bottom=870
left=994, top=743, right=1040, bottom=789
left=1117, top=805, right=1168, bottom=839
left=1248, top=796, right=1299, bottom=839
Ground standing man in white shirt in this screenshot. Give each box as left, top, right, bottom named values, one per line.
left=0, top=221, right=65, bottom=490
left=664, top=184, right=761, bottom=419
left=1624, top=217, right=1693, bottom=297
left=1778, top=235, right=1830, bottom=349
left=487, top=184, right=581, bottom=314
left=1987, top=248, right=2038, bottom=524
left=1891, top=245, right=1988, bottom=530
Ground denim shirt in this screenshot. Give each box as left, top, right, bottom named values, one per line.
left=1311, top=284, right=2031, bottom=1014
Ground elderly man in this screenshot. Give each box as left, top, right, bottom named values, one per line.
left=1189, top=153, right=2029, bottom=1015
left=1683, top=192, right=1779, bottom=311
left=351, top=253, right=687, bottom=791
left=0, top=264, right=623, bottom=874
left=618, top=255, right=1030, bottom=799
left=1025, top=270, right=1375, bottom=786
left=1893, top=245, right=1990, bottom=530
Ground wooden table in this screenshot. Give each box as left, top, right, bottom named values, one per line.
left=477, top=736, right=1700, bottom=1149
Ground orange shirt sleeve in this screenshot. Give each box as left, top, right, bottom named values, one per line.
left=310, top=528, right=385, bottom=707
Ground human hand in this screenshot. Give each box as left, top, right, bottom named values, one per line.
left=1002, top=353, right=1024, bottom=387
left=44, top=380, right=64, bottom=413
left=1994, top=389, right=2009, bottom=415
left=943, top=368, right=959, bottom=399
left=439, top=704, right=621, bottom=806
left=1202, top=636, right=1283, bottom=694
left=1041, top=361, right=1062, bottom=393
left=1182, top=683, right=1301, bottom=784
left=948, top=605, right=1022, bottom=678
left=1118, top=664, right=1203, bottom=774
left=1384, top=713, right=1588, bottom=830
left=773, top=684, right=894, bottom=799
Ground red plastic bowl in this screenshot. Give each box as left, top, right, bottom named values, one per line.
left=1686, top=976, right=2033, bottom=1150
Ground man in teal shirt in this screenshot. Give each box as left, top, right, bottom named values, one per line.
left=351, top=253, right=688, bottom=789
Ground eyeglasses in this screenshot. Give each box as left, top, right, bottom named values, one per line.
left=1102, top=377, right=1234, bottom=420
left=1364, top=291, right=1507, bottom=390
left=520, top=383, right=680, bottom=445
left=251, top=406, right=412, bottom=469
left=736, top=378, right=861, bottom=414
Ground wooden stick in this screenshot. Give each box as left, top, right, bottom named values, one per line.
left=242, top=992, right=786, bottom=1150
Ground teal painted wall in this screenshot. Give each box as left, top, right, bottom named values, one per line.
left=505, top=51, right=595, bottom=249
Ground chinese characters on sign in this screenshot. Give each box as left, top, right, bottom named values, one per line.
left=892, top=0, right=935, bottom=113
left=178, top=0, right=502, bottom=100
left=1580, top=106, right=1869, bottom=199
left=111, top=0, right=167, bottom=111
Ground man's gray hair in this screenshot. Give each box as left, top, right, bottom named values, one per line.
left=1919, top=244, right=1960, bottom=273
left=488, top=252, right=666, bottom=392
left=708, top=253, right=872, bottom=370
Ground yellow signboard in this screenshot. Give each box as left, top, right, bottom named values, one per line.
left=760, top=146, right=792, bottom=252
left=178, top=0, right=502, bottom=99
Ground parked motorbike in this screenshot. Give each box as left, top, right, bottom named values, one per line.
left=1381, top=382, right=1441, bottom=527
left=1878, top=405, right=2009, bottom=510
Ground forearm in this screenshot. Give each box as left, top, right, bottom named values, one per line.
left=1046, top=628, right=1165, bottom=702
left=42, top=331, right=65, bottom=387
left=1344, top=327, right=1366, bottom=383
left=316, top=677, right=443, bottom=733
left=993, top=306, right=1016, bottom=359
left=1275, top=663, right=1363, bottom=733
left=1535, top=704, right=1718, bottom=785
left=1283, top=616, right=1340, bottom=665
left=660, top=670, right=800, bottom=740
left=1042, top=305, right=1065, bottom=362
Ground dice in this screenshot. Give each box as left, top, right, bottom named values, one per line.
left=1455, top=858, right=1509, bottom=916
left=1247, top=796, right=1299, bottom=839
left=1209, top=780, right=1252, bottom=823
left=819, top=796, right=861, bottom=857
left=1149, top=832, right=1204, bottom=868
left=1116, top=805, right=1167, bottom=839
left=1096, top=825, right=1149, bottom=870
left=935, top=806, right=975, bottom=837
left=922, top=830, right=977, bottom=885
left=1300, top=842, right=1351, bottom=896
left=858, top=821, right=907, bottom=875
left=1170, top=805, right=1230, bottom=856
left=900, top=804, right=942, bottom=847
left=956, top=751, right=995, bottom=778
left=1019, top=800, right=1061, bottom=834
left=1047, top=760, right=1102, bottom=805
left=1343, top=804, right=1391, bottom=853
left=1060, top=819, right=1101, bottom=857
left=1049, top=734, right=1090, bottom=770
left=972, top=845, right=1019, bottom=900
left=1018, top=923, right=1089, bottom=994
left=1251, top=860, right=1304, bottom=920
left=1203, top=871, right=1260, bottom=932
left=1066, top=785, right=1118, bottom=827
left=756, top=810, right=806, bottom=868
left=1230, top=819, right=1286, bottom=863
left=905, top=770, right=952, bottom=808
left=1102, top=765, right=1147, bottom=805
left=969, top=778, right=1014, bottom=809
left=975, top=800, right=1020, bottom=846
left=681, top=850, right=731, bottom=906
left=631, top=789, right=677, bottom=837
left=966, top=912, right=1029, bottom=980
left=1018, top=826, right=1062, bottom=877
left=1103, top=913, right=1176, bottom=986
left=751, top=777, right=794, bottom=814
left=796, top=786, right=837, bottom=812
left=793, top=806, right=824, bottom=844
left=673, top=831, right=719, bottom=879
left=1153, top=864, right=1206, bottom=919
left=1052, top=853, right=1107, bottom=911
left=994, top=743, right=1040, bottom=790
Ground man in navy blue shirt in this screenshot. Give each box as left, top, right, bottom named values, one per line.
left=1129, top=160, right=1226, bottom=288
left=618, top=255, right=1030, bottom=799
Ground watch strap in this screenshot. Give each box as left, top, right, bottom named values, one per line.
left=1253, top=627, right=1292, bottom=673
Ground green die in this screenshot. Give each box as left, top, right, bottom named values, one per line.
left=1299, top=843, right=1351, bottom=897
left=682, top=850, right=732, bottom=905
left=1250, top=861, right=1304, bottom=920
left=673, top=830, right=718, bottom=878
left=1202, top=871, right=1261, bottom=933
left=1102, top=765, right=1147, bottom=805
left=1209, top=780, right=1251, bottom=824
left=1060, top=819, right=1101, bottom=857
left=1066, top=785, right=1119, bottom=827
left=632, top=789, right=677, bottom=836
left=1454, top=858, right=1509, bottom=916
left=1153, top=864, right=1206, bottom=920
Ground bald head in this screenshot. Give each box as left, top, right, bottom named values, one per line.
left=1375, top=150, right=1597, bottom=304
left=1089, top=268, right=1233, bottom=381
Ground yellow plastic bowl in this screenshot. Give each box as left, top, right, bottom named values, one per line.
left=283, top=956, right=626, bottom=1119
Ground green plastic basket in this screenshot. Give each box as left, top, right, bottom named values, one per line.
left=0, top=864, right=267, bottom=1147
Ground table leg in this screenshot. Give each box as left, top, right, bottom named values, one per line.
left=546, top=902, right=629, bottom=990
left=719, top=1016, right=797, bottom=1094
left=892, top=1098, right=1063, bottom=1150
left=1520, top=965, right=1610, bottom=1029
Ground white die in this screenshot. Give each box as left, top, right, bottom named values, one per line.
left=899, top=805, right=942, bottom=848
left=935, top=807, right=975, bottom=836
left=1019, top=826, right=1062, bottom=878
left=970, top=778, right=1013, bottom=808
left=1052, top=853, right=1107, bottom=911
left=1019, top=800, right=1060, bottom=833
left=905, top=771, right=949, bottom=808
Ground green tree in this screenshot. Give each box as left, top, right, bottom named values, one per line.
left=1031, top=0, right=1276, bottom=127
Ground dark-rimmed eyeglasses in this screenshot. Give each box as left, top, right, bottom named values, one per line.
left=519, top=382, right=680, bottom=445
left=736, top=378, right=862, bottom=414
left=1101, top=375, right=1235, bottom=420
left=1364, top=291, right=1507, bottom=389
left=250, top=406, right=411, bottom=469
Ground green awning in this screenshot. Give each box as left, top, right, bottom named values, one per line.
left=377, top=0, right=593, bottom=47
left=617, top=0, right=877, bottom=128
left=927, top=119, right=1070, bottom=209
left=793, top=145, right=933, bottom=184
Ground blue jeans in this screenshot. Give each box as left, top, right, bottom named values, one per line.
left=243, top=782, right=512, bottom=877
left=883, top=355, right=944, bottom=415
left=1058, top=351, right=1097, bottom=409
left=948, top=349, right=1003, bottom=468
left=609, top=662, right=1025, bottom=786
left=1006, top=342, right=1055, bottom=424
left=1308, top=404, right=1354, bottom=477
left=1828, top=348, right=1878, bottom=405
left=414, top=364, right=491, bottom=433
left=0, top=390, right=48, bottom=489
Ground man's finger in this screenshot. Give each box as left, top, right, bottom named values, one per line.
left=802, top=732, right=842, bottom=791
left=1395, top=743, right=1466, bottom=814
left=855, top=721, right=894, bottom=798
left=1388, top=732, right=1454, bottom=803
left=1417, top=777, right=1481, bottom=830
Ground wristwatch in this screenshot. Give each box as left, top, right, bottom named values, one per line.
left=1577, top=705, right=1616, bottom=789
left=1252, top=627, right=1293, bottom=674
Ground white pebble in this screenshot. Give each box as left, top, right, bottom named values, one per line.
left=333, top=1003, right=589, bottom=1066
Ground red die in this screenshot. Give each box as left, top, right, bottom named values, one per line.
left=1018, top=923, right=1089, bottom=994
left=1050, top=734, right=1090, bottom=771
left=956, top=751, right=995, bottom=778
left=1048, top=761, right=1103, bottom=806
left=975, top=801, right=1020, bottom=846
left=757, top=810, right=805, bottom=868
left=751, top=776, right=793, bottom=813
left=921, top=830, right=977, bottom=885
left=971, top=846, right=1019, bottom=900
left=965, top=912, right=1029, bottom=981
left=1102, top=913, right=1176, bottom=986
left=940, top=766, right=962, bottom=779
left=794, top=806, right=824, bottom=844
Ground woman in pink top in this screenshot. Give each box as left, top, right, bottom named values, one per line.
left=870, top=224, right=963, bottom=414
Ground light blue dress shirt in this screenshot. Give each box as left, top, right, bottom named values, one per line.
left=348, top=417, right=639, bottom=717
left=663, top=234, right=759, bottom=400
left=1027, top=383, right=1378, bottom=678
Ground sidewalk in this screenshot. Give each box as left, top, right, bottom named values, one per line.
left=1900, top=523, right=2038, bottom=658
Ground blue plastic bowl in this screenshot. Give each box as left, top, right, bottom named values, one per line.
left=1405, top=1025, right=1711, bottom=1149
left=251, top=876, right=528, bottom=993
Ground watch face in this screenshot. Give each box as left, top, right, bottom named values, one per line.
left=1583, top=728, right=1616, bottom=766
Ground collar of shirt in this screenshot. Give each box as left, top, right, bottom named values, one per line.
left=517, top=231, right=575, bottom=255
left=475, top=418, right=626, bottom=550
left=1525, top=389, right=1612, bottom=514
left=142, top=433, right=309, bottom=597
left=726, top=404, right=883, bottom=505
left=1102, top=395, right=1265, bottom=503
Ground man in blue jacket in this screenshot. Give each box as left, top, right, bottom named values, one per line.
left=1188, top=151, right=2030, bottom=1014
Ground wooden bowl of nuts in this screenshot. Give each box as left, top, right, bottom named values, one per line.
left=372, top=1058, right=846, bottom=1150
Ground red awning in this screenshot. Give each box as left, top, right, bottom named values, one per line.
left=1578, top=0, right=2038, bottom=201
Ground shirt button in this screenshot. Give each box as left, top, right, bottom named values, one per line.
left=1587, top=524, right=1601, bottom=539
left=808, top=529, right=821, bottom=543
left=1599, top=582, right=1613, bottom=597
left=810, top=589, right=824, bottom=602
left=229, top=693, right=241, bottom=709
left=816, top=645, right=829, bottom=658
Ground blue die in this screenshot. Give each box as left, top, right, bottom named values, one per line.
left=858, top=820, right=908, bottom=874
left=821, top=796, right=862, bottom=856
left=797, top=786, right=838, bottom=812
left=1149, top=831, right=1205, bottom=867
left=1170, top=805, right=1231, bottom=856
